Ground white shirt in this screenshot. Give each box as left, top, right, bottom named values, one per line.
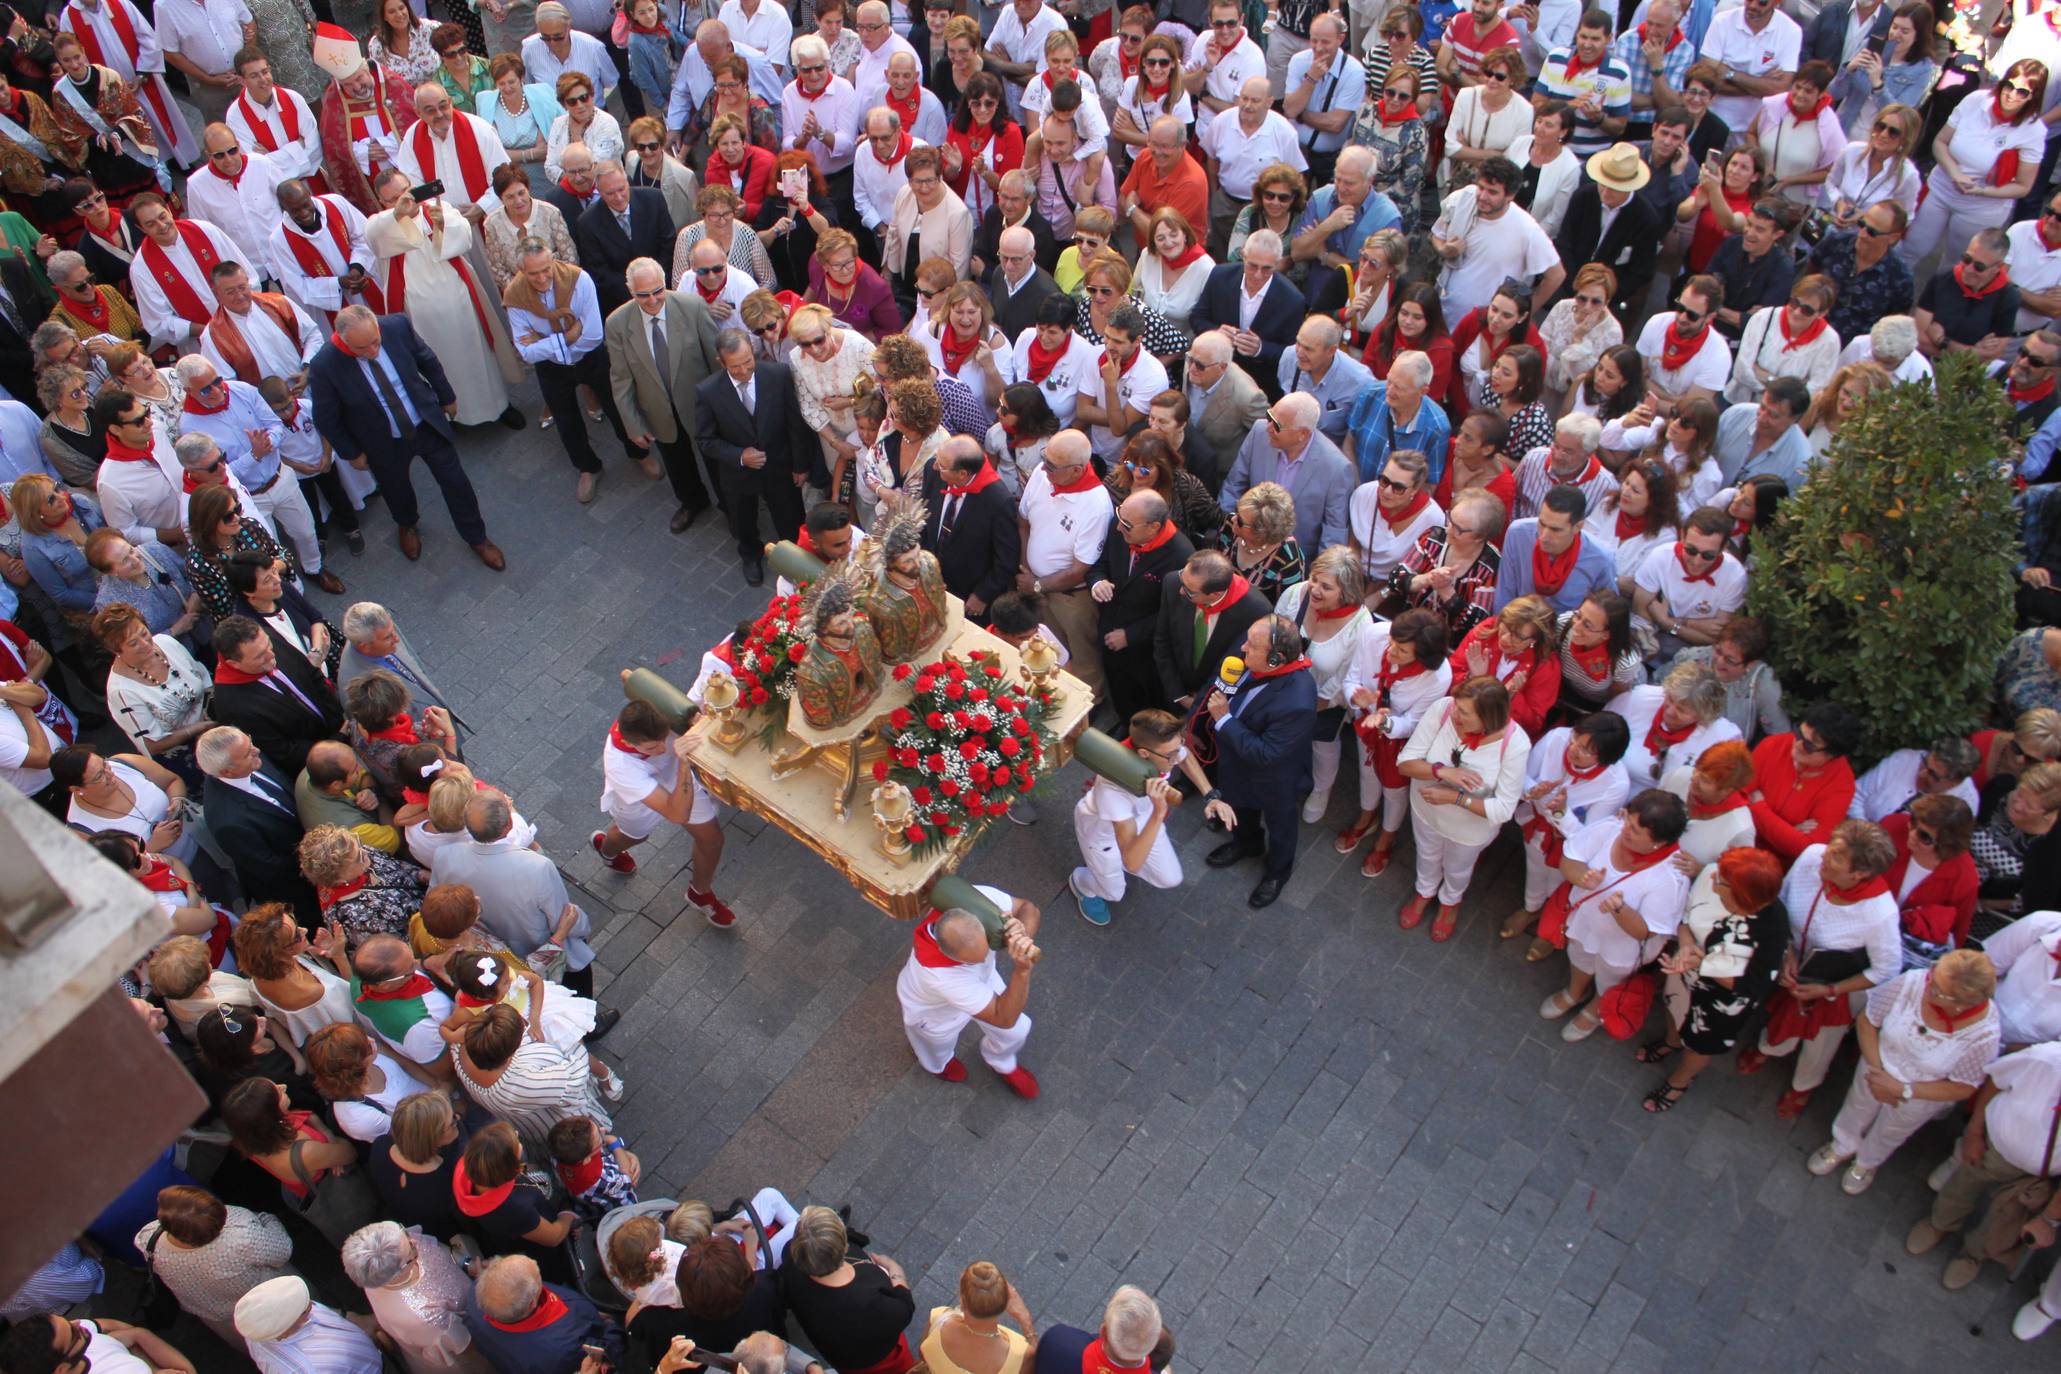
left=2007, top=217, right=2061, bottom=334
left=1700, top=6, right=1802, bottom=130
left=1822, top=142, right=1922, bottom=218
left=853, top=137, right=920, bottom=230
left=1938, top=94, right=2047, bottom=193
left=1865, top=967, right=2001, bottom=1088
left=1781, top=842, right=1903, bottom=985
left=1637, top=310, right=1734, bottom=396
left=1340, top=623, right=1452, bottom=745
left=718, top=0, right=791, bottom=68
left=1285, top=48, right=1365, bottom=154
left=1967, top=910, right=2061, bottom=1048
left=851, top=32, right=920, bottom=110
left=1400, top=697, right=1532, bottom=844
left=1235, top=276, right=1271, bottom=332
left=678, top=262, right=757, bottom=313
left=270, top=195, right=376, bottom=317
left=1020, top=72, right=1111, bottom=160
left=601, top=731, right=679, bottom=817
left=1606, top=683, right=1743, bottom=790
left=199, top=297, right=320, bottom=382
left=0, top=688, right=58, bottom=794
left=1520, top=726, right=1633, bottom=846
left=225, top=87, right=322, bottom=181
left=1836, top=334, right=1934, bottom=387
left=1073, top=347, right=1169, bottom=459
left=1981, top=1041, right=2061, bottom=1175
left=1117, top=75, right=1194, bottom=138
left=129, top=219, right=250, bottom=346
left=1561, top=817, right=1692, bottom=973
left=1432, top=187, right=1560, bottom=322
left=1018, top=464, right=1113, bottom=576
left=781, top=76, right=862, bottom=175
left=1660, top=764, right=1759, bottom=866
left=1346, top=486, right=1442, bottom=584
left=1631, top=539, right=1748, bottom=628
left=395, top=113, right=511, bottom=218
left=76, top=1323, right=153, bottom=1374
left=1184, top=28, right=1265, bottom=109
left=154, top=0, right=249, bottom=75
left=988, top=4, right=1070, bottom=117
left=181, top=149, right=290, bottom=276
left=94, top=417, right=184, bottom=539
left=1010, top=326, right=1099, bottom=428
left=896, top=883, right=1012, bottom=1034
left=1201, top=107, right=1305, bottom=199
left=1846, top=747, right=1981, bottom=823
left=522, top=28, right=617, bottom=97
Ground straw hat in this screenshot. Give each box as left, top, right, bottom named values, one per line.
left=1585, top=142, right=1652, bottom=193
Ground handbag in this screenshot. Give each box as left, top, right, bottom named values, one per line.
left=130, top=1226, right=181, bottom=1329
left=1796, top=947, right=1870, bottom=985
left=283, top=1138, right=382, bottom=1248
left=1979, top=1106, right=2061, bottom=1265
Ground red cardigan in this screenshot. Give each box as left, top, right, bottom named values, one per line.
left=1443, top=310, right=1546, bottom=414
left=1747, top=734, right=1856, bottom=865
left=1447, top=620, right=1559, bottom=739
left=706, top=143, right=778, bottom=221
left=1880, top=813, right=1980, bottom=947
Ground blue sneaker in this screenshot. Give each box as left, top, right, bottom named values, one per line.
left=1069, top=870, right=1112, bottom=927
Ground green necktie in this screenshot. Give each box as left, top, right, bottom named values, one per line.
left=1193, top=604, right=1208, bottom=665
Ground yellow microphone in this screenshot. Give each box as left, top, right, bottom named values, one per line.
left=1214, top=655, right=1246, bottom=698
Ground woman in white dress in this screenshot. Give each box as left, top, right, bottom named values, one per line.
left=1504, top=713, right=1632, bottom=953
left=1274, top=549, right=1378, bottom=826
left=444, top=949, right=624, bottom=1100
left=306, top=1021, right=438, bottom=1144
left=1336, top=608, right=1454, bottom=877
left=1132, top=207, right=1212, bottom=336
left=364, top=179, right=520, bottom=426
left=789, top=305, right=877, bottom=499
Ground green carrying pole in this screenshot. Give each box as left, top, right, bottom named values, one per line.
left=764, top=540, right=826, bottom=589
left=926, top=874, right=1006, bottom=948
left=1071, top=727, right=1154, bottom=797
left=620, top=667, right=696, bottom=734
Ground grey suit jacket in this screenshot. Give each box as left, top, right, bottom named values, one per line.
left=337, top=628, right=455, bottom=722
left=1218, top=424, right=1355, bottom=555
left=604, top=292, right=723, bottom=444
left=429, top=839, right=595, bottom=972
left=1190, top=365, right=1271, bottom=493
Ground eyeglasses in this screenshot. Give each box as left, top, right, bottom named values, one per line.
left=715, top=80, right=745, bottom=93
left=1375, top=473, right=1413, bottom=492
left=1084, top=284, right=1117, bottom=297
left=694, top=264, right=727, bottom=275
left=1143, top=56, right=1173, bottom=66
left=909, top=176, right=941, bottom=189
left=208, top=145, right=241, bottom=160
left=633, top=140, right=660, bottom=152
left=1962, top=254, right=2000, bottom=271
left=1482, top=69, right=1512, bottom=83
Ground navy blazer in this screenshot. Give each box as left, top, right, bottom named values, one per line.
left=917, top=465, right=1022, bottom=609
left=203, top=766, right=319, bottom=923
left=1213, top=664, right=1318, bottom=809
left=1189, top=264, right=1307, bottom=395
left=1803, top=0, right=1891, bottom=68
left=309, top=315, right=455, bottom=463
left=1552, top=185, right=1665, bottom=316
left=692, top=360, right=813, bottom=481
left=576, top=188, right=677, bottom=315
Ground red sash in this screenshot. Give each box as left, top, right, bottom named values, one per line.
left=410, top=116, right=490, bottom=206
left=65, top=0, right=140, bottom=72
left=138, top=223, right=224, bottom=328
left=236, top=90, right=302, bottom=152
left=205, top=294, right=302, bottom=385
left=284, top=199, right=386, bottom=314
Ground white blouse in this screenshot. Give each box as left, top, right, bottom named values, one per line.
left=546, top=110, right=624, bottom=180
left=1606, top=684, right=1743, bottom=791
left=1273, top=582, right=1376, bottom=706
left=1561, top=816, right=1693, bottom=973
left=1134, top=253, right=1213, bottom=332
left=1865, top=968, right=2001, bottom=1088
left=1660, top=764, right=1758, bottom=867
left=1117, top=75, right=1195, bottom=137
left=1400, top=697, right=1533, bottom=844
left=1822, top=142, right=1922, bottom=217
left=1440, top=87, right=1533, bottom=188
left=1340, top=624, right=1453, bottom=749
left=1518, top=726, right=1632, bottom=845
left=106, top=635, right=209, bottom=752
left=1935, top=96, right=2046, bottom=190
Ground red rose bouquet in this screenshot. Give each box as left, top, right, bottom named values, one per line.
left=728, top=594, right=808, bottom=714
left=871, top=647, right=1058, bottom=853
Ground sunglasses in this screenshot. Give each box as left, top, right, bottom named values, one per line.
left=1121, top=32, right=1144, bottom=43
left=1673, top=304, right=1706, bottom=325
left=1859, top=221, right=1896, bottom=237
left=917, top=286, right=943, bottom=299
left=796, top=62, right=827, bottom=74
left=1375, top=473, right=1412, bottom=492
left=1260, top=189, right=1294, bottom=203
left=1482, top=69, right=1512, bottom=82
left=1871, top=119, right=1900, bottom=134
left=1084, top=284, right=1117, bottom=296
left=1797, top=731, right=1830, bottom=755
left=794, top=333, right=828, bottom=348
left=1143, top=56, right=1173, bottom=66
left=565, top=92, right=593, bottom=104
left=1962, top=254, right=2000, bottom=271
left=633, top=141, right=660, bottom=152
left=2005, top=81, right=2032, bottom=96
left=1211, top=18, right=1241, bottom=28
left=208, top=145, right=241, bottom=160
left=1681, top=544, right=1721, bottom=562
left=694, top=264, right=727, bottom=275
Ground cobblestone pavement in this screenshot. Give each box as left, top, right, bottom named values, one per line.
left=330, top=404, right=2053, bottom=1373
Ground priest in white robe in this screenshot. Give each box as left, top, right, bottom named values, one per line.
left=394, top=83, right=510, bottom=224
left=271, top=180, right=382, bottom=323
left=182, top=124, right=290, bottom=279
left=54, top=0, right=198, bottom=165
left=129, top=192, right=251, bottom=351
left=225, top=50, right=323, bottom=185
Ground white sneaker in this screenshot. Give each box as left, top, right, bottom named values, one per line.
left=2013, top=1301, right=2058, bottom=1342
left=1840, top=1162, right=1877, bottom=1195
left=1301, top=792, right=1328, bottom=824
left=1806, top=1143, right=1850, bottom=1177
left=1927, top=1155, right=1958, bottom=1192
left=597, top=1064, right=625, bottom=1102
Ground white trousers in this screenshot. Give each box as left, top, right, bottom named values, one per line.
left=1901, top=177, right=2016, bottom=271
left=903, top=1009, right=1031, bottom=1074
left=1337, top=736, right=1406, bottom=819
left=1829, top=1066, right=1954, bottom=1169
left=1521, top=834, right=1560, bottom=910
left=1758, top=1016, right=1850, bottom=1092
left=1566, top=938, right=1639, bottom=993
left=745, top=1186, right=799, bottom=1268
left=1411, top=820, right=1492, bottom=905
left=1072, top=810, right=1182, bottom=902
left=253, top=473, right=324, bottom=574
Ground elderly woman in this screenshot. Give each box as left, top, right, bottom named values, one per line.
left=1539, top=265, right=1625, bottom=399
left=920, top=280, right=1012, bottom=422
left=97, top=608, right=208, bottom=767
left=1227, top=163, right=1312, bottom=291
left=1336, top=609, right=1454, bottom=876
left=342, top=1221, right=490, bottom=1374
left=136, top=1186, right=298, bottom=1345
left=483, top=164, right=576, bottom=292
left=366, top=1093, right=468, bottom=1242
left=703, top=112, right=777, bottom=222
left=452, top=1002, right=612, bottom=1165
left=1607, top=661, right=1744, bottom=791
left=1809, top=950, right=1999, bottom=1195
left=1216, top=482, right=1306, bottom=605
left=1738, top=819, right=1904, bottom=1118
left=38, top=365, right=102, bottom=486
left=806, top=227, right=900, bottom=341
left=788, top=304, right=874, bottom=489
left=88, top=530, right=197, bottom=638
left=11, top=473, right=102, bottom=638
left=1274, top=549, right=1378, bottom=826
left=299, top=825, right=428, bottom=949
left=231, top=902, right=359, bottom=1047
left=1726, top=275, right=1842, bottom=405
left=1398, top=674, right=1533, bottom=941
left=305, top=1021, right=436, bottom=1144
left=778, top=1206, right=916, bottom=1374
left=1658, top=737, right=1760, bottom=877
left=185, top=484, right=296, bottom=622
left=1447, top=594, right=1561, bottom=740
left=1505, top=711, right=1633, bottom=948
left=228, top=553, right=337, bottom=677
left=624, top=116, right=700, bottom=228
left=544, top=72, right=620, bottom=180
left=884, top=144, right=972, bottom=305
left=1972, top=761, right=2061, bottom=916
left=1539, top=788, right=1694, bottom=1042
left=1385, top=485, right=1504, bottom=646
left=1971, top=708, right=2061, bottom=790
left=856, top=378, right=947, bottom=529
left=1880, top=795, right=1979, bottom=952
left=430, top=25, right=492, bottom=108
left=1107, top=430, right=1215, bottom=538
left=685, top=54, right=777, bottom=162
left=1667, top=616, right=1790, bottom=742
left=476, top=53, right=561, bottom=180
left=1643, top=846, right=1790, bottom=1112
left=1356, top=71, right=1430, bottom=235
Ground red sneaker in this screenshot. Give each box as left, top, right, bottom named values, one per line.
left=591, top=831, right=635, bottom=874
left=934, top=1057, right=968, bottom=1082
left=687, top=886, right=737, bottom=927
left=998, top=1065, right=1040, bottom=1099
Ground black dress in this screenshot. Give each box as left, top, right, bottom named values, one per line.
left=367, top=1135, right=468, bottom=1242
left=1677, top=898, right=1788, bottom=1055
left=778, top=1260, right=915, bottom=1372
left=755, top=192, right=830, bottom=295
left=629, top=1271, right=785, bottom=1368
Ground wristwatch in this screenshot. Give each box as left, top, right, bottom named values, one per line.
left=1899, top=1081, right=1914, bottom=1102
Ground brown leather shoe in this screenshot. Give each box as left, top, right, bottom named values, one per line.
left=310, top=570, right=347, bottom=595
left=398, top=526, right=422, bottom=561
left=471, top=540, right=506, bottom=571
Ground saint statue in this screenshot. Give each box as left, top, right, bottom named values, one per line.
left=859, top=499, right=949, bottom=665
left=796, top=564, right=885, bottom=730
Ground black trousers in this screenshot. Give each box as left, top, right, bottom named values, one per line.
left=1104, top=644, right=1164, bottom=726
left=2017, top=582, right=2061, bottom=627
left=535, top=347, right=639, bottom=474
left=720, top=467, right=805, bottom=564
left=652, top=421, right=713, bottom=513
left=297, top=466, right=360, bottom=539
left=1231, top=793, right=1302, bottom=882
left=564, top=961, right=595, bottom=1001
left=365, top=427, right=486, bottom=545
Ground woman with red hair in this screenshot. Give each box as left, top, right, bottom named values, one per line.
left=1643, top=845, right=1788, bottom=1112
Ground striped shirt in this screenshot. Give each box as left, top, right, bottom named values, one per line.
left=1512, top=446, right=1621, bottom=521
left=1610, top=25, right=1694, bottom=111
left=1535, top=47, right=1634, bottom=154
left=454, top=1040, right=613, bottom=1165
left=247, top=1304, right=384, bottom=1374
left=1387, top=525, right=1501, bottom=641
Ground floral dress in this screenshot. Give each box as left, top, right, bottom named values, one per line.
left=185, top=518, right=298, bottom=622
left=320, top=847, right=429, bottom=948
left=369, top=19, right=442, bottom=90
left=1353, top=116, right=1428, bottom=232
left=1217, top=528, right=1306, bottom=605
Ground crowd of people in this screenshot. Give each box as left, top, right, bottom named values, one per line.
left=5, top=0, right=2061, bottom=1363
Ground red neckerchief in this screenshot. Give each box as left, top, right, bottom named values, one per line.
left=1926, top=986, right=1991, bottom=1031
left=1129, top=521, right=1178, bottom=561
left=1160, top=242, right=1207, bottom=272
left=1245, top=656, right=1311, bottom=680
left=943, top=459, right=1001, bottom=495
left=1531, top=531, right=1581, bottom=594
left=2041, top=218, right=2061, bottom=253
left=2013, top=373, right=2058, bottom=406
left=1023, top=334, right=1068, bottom=381
left=486, top=1290, right=570, bottom=1334
left=558, top=174, right=595, bottom=203
left=1660, top=313, right=1712, bottom=372
left=696, top=273, right=727, bottom=304
left=1380, top=489, right=1432, bottom=531
left=1563, top=48, right=1601, bottom=80
left=215, top=660, right=265, bottom=685
left=964, top=118, right=994, bottom=154
left=136, top=856, right=185, bottom=893
left=319, top=871, right=371, bottom=908
left=1549, top=453, right=1603, bottom=488
left=183, top=387, right=230, bottom=416
left=1314, top=603, right=1360, bottom=621
left=796, top=526, right=821, bottom=554
left=1097, top=345, right=1142, bottom=380
left=556, top=1151, right=607, bottom=1195
left=1673, top=540, right=1719, bottom=584
left=1613, top=508, right=1647, bottom=541
left=1617, top=838, right=1682, bottom=874
left=1826, top=873, right=1892, bottom=901
left=607, top=721, right=649, bottom=755
left=1377, top=97, right=1420, bottom=125
left=56, top=289, right=110, bottom=332
left=1118, top=45, right=1138, bottom=79
left=795, top=75, right=832, bottom=101
left=881, top=131, right=914, bottom=168
left=1778, top=305, right=1829, bottom=351
left=1789, top=90, right=1832, bottom=119
left=1081, top=1338, right=1151, bottom=1374
left=181, top=470, right=215, bottom=494
left=1644, top=709, right=1695, bottom=757
left=1690, top=788, right=1751, bottom=818
left=938, top=323, right=981, bottom=376
left=1457, top=727, right=1489, bottom=750
left=367, top=712, right=418, bottom=744
left=885, top=86, right=921, bottom=135
left=1213, top=25, right=1246, bottom=52
left=1045, top=464, right=1106, bottom=495
left=1636, top=21, right=1686, bottom=51
left=1565, top=759, right=1606, bottom=782
left=1956, top=261, right=2012, bottom=299
left=455, top=989, right=499, bottom=1009
left=103, top=434, right=156, bottom=463
left=1568, top=636, right=1612, bottom=677
left=1140, top=72, right=1171, bottom=102
left=911, top=910, right=960, bottom=968
left=208, top=157, right=244, bottom=188
left=1993, top=85, right=2033, bottom=127
left=451, top=1158, right=515, bottom=1216
left=1192, top=573, right=1251, bottom=618
left=1377, top=650, right=1428, bottom=695
left=359, top=972, right=436, bottom=1001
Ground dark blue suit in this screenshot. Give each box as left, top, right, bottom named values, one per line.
left=1189, top=264, right=1307, bottom=401
left=1802, top=0, right=1890, bottom=68
left=1213, top=664, right=1317, bottom=881
left=308, top=314, right=487, bottom=545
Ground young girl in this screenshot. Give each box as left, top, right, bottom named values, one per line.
left=441, top=950, right=625, bottom=1100
left=849, top=384, right=892, bottom=529
left=621, top=0, right=675, bottom=117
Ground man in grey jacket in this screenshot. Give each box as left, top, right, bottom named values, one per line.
left=338, top=602, right=466, bottom=746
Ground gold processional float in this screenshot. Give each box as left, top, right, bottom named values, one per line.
left=618, top=502, right=1154, bottom=948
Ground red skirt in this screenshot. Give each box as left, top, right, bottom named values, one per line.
left=842, top=1335, right=916, bottom=1374
left=1761, top=984, right=1855, bottom=1046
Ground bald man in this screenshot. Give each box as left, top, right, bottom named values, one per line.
left=972, top=165, right=1058, bottom=285
left=986, top=222, right=1058, bottom=337
left=1199, top=76, right=1305, bottom=256
left=896, top=887, right=1044, bottom=1097
left=1119, top=115, right=1209, bottom=246
left=184, top=122, right=291, bottom=277
left=395, top=82, right=511, bottom=227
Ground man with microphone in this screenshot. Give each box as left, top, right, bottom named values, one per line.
left=1201, top=614, right=1318, bottom=909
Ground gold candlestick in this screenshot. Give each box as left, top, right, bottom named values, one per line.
left=1018, top=633, right=1062, bottom=705
left=871, top=778, right=915, bottom=864
left=702, top=671, right=748, bottom=752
